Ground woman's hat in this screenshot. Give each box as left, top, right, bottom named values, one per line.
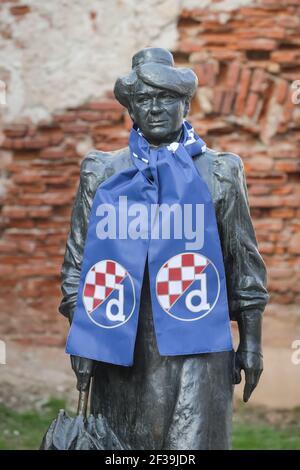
left=114, top=47, right=198, bottom=109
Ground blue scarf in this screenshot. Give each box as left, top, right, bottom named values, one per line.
left=66, top=121, right=233, bottom=366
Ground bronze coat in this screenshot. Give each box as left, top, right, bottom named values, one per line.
left=59, top=147, right=268, bottom=449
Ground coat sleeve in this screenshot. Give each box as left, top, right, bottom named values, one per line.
left=58, top=152, right=104, bottom=321
left=218, top=153, right=269, bottom=321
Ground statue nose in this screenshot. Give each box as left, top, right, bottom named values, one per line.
left=151, top=98, right=161, bottom=113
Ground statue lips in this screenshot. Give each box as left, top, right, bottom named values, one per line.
left=148, top=120, right=168, bottom=127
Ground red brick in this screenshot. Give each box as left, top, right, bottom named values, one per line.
left=249, top=195, right=282, bottom=207
left=268, top=278, right=295, bottom=292
left=280, top=91, right=294, bottom=128
left=226, top=62, right=240, bottom=88
left=292, top=221, right=300, bottom=232
left=0, top=265, right=14, bottom=276
left=14, top=171, right=41, bottom=183
left=54, top=112, right=78, bottom=122
left=268, top=143, right=300, bottom=159
left=288, top=233, right=300, bottom=254
left=178, top=40, right=204, bottom=53
left=60, top=123, right=89, bottom=133
left=15, top=263, right=60, bottom=277
left=124, top=113, right=133, bottom=131
left=271, top=292, right=294, bottom=304
left=269, top=267, right=292, bottom=279
left=248, top=185, right=271, bottom=196
left=245, top=92, right=260, bottom=118
left=207, top=49, right=242, bottom=62
left=49, top=132, right=64, bottom=146
left=2, top=206, right=26, bottom=219
left=194, top=64, right=206, bottom=86
left=276, top=16, right=300, bottom=28
left=200, top=34, right=236, bottom=46
left=238, top=7, right=274, bottom=17
left=274, top=161, right=300, bottom=173
left=235, top=68, right=251, bottom=116
left=20, top=278, right=58, bottom=297
left=7, top=219, right=34, bottom=229
left=271, top=185, right=293, bottom=196
left=29, top=207, right=53, bottom=218
left=213, top=89, right=224, bottom=113
left=245, top=156, right=274, bottom=172
left=231, top=39, right=277, bottom=51
left=282, top=195, right=300, bottom=207
left=10, top=5, right=30, bottom=16
left=0, top=239, right=17, bottom=253
left=40, top=148, right=72, bottom=160
left=205, top=61, right=218, bottom=87
left=275, top=79, right=289, bottom=104
left=2, top=138, right=14, bottom=149
left=24, top=137, right=50, bottom=149
left=259, top=242, right=275, bottom=254
left=271, top=50, right=300, bottom=63
left=18, top=240, right=36, bottom=254
left=250, top=68, right=267, bottom=93
left=254, top=219, right=283, bottom=232
left=77, top=111, right=103, bottom=122
left=222, top=91, right=236, bottom=114
left=4, top=124, right=27, bottom=138
left=20, top=193, right=73, bottom=206
left=83, top=100, right=123, bottom=111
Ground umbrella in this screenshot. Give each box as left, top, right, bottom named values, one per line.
left=40, top=381, right=126, bottom=450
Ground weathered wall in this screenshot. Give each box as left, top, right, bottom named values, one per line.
left=0, top=0, right=182, bottom=123
left=0, top=0, right=299, bottom=345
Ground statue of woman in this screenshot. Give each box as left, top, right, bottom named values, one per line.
left=59, top=48, right=268, bottom=450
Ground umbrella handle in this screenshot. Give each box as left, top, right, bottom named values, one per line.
left=76, top=381, right=90, bottom=418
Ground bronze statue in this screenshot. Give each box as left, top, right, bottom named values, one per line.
left=59, top=48, right=269, bottom=450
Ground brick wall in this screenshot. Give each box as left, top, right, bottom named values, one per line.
left=176, top=2, right=300, bottom=307
left=0, top=0, right=299, bottom=345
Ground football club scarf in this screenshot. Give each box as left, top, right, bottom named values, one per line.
left=66, top=120, right=233, bottom=366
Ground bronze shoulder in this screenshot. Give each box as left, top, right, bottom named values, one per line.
left=203, top=147, right=244, bottom=174
left=194, top=147, right=245, bottom=197
left=79, top=147, right=131, bottom=195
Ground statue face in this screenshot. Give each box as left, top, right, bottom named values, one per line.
left=129, top=80, right=188, bottom=145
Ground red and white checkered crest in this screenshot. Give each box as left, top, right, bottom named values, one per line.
left=156, top=252, right=209, bottom=311
left=83, top=260, right=127, bottom=314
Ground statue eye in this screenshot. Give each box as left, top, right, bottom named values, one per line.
left=161, top=93, right=176, bottom=101
left=136, top=95, right=150, bottom=104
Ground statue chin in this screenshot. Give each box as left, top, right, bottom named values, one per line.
left=139, top=126, right=183, bottom=147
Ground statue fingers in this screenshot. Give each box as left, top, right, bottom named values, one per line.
left=243, top=381, right=255, bottom=403
left=233, top=351, right=243, bottom=384
left=70, top=355, right=94, bottom=391
left=76, top=372, right=91, bottom=392
left=243, top=367, right=263, bottom=402
left=233, top=360, right=242, bottom=384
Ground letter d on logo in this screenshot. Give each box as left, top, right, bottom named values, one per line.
left=106, top=284, right=126, bottom=322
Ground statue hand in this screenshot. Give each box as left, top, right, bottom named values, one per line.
left=233, top=347, right=263, bottom=403
left=70, top=355, right=95, bottom=391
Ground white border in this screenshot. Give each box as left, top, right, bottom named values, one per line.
left=155, top=252, right=220, bottom=322
left=83, top=259, right=136, bottom=329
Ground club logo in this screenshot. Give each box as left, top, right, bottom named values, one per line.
left=156, top=252, right=220, bottom=321
left=82, top=260, right=135, bottom=328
